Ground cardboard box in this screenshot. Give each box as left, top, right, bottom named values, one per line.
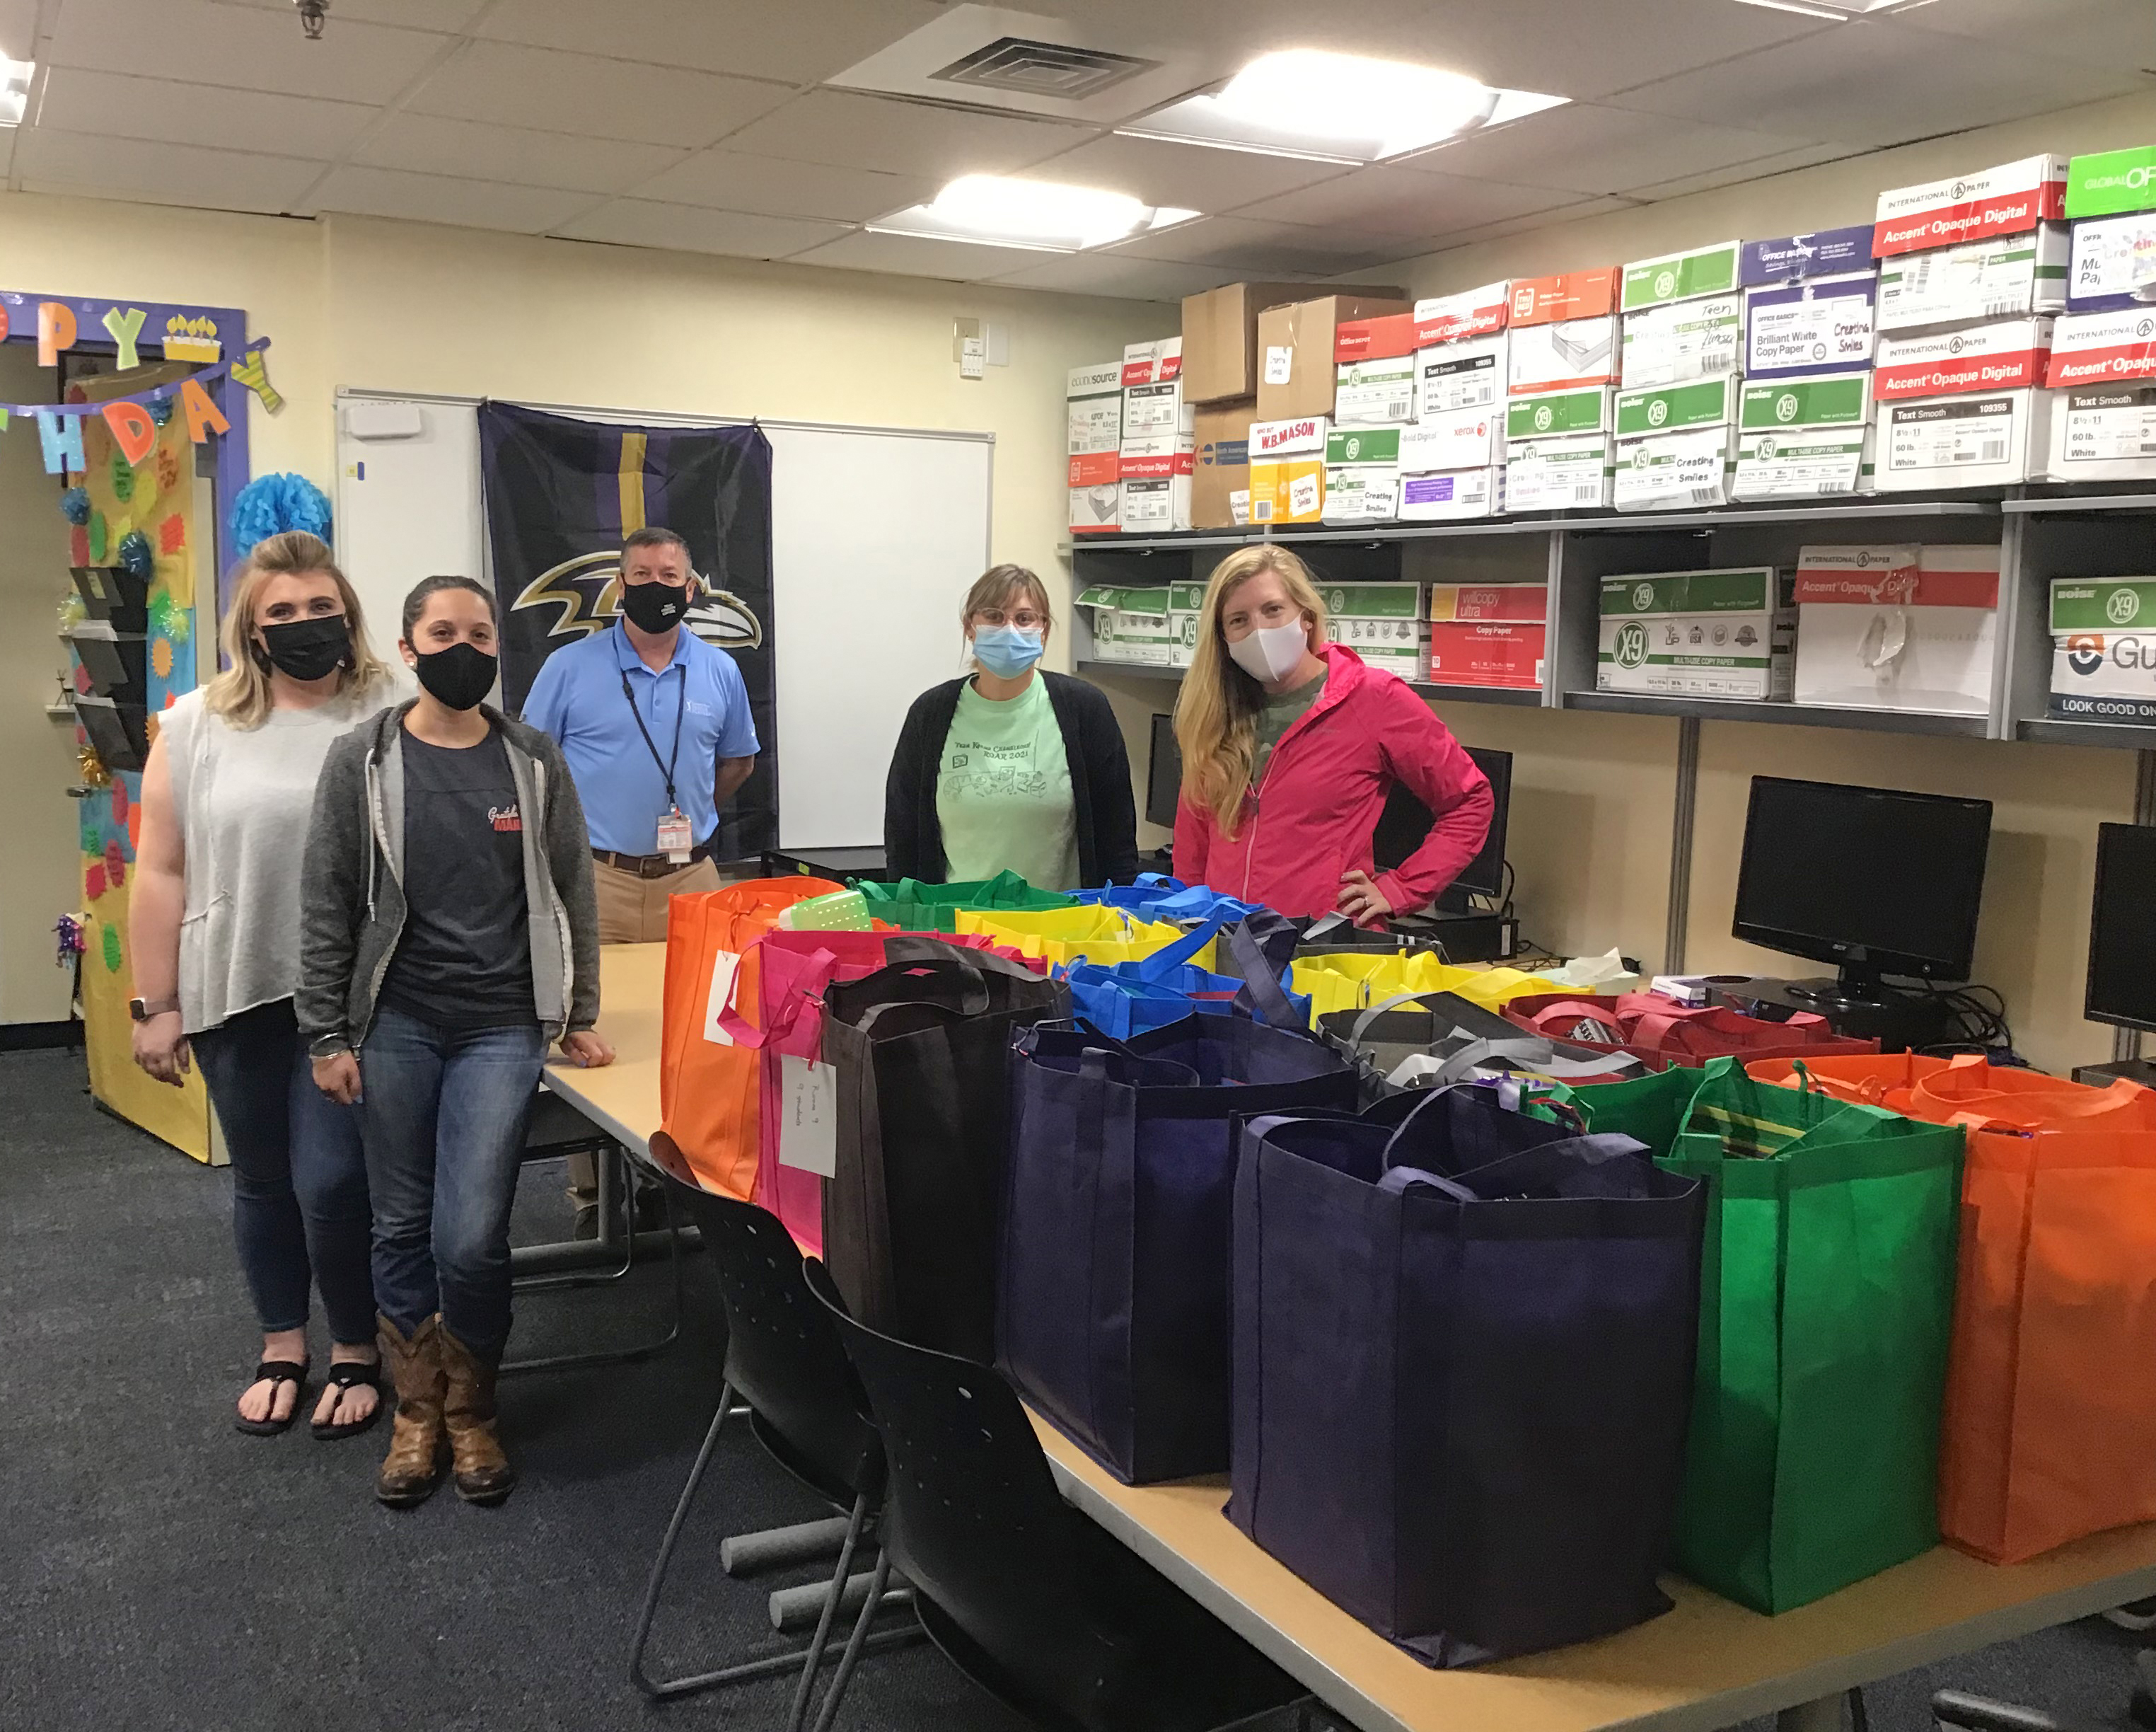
left=1614, top=423, right=1739, bottom=512
left=1508, top=316, right=1618, bottom=395
left=1428, top=621, right=1546, bottom=689
left=2050, top=579, right=2156, bottom=720
left=2066, top=212, right=2156, bottom=312
left=1321, top=584, right=1427, bottom=677
left=1874, top=316, right=2053, bottom=401
left=1333, top=313, right=1421, bottom=425
left=1793, top=544, right=2000, bottom=715
left=1745, top=275, right=1878, bottom=379
left=1121, top=337, right=1182, bottom=386
left=1323, top=427, right=1400, bottom=524
left=1428, top=582, right=1548, bottom=624
left=1734, top=372, right=1876, bottom=500
left=1078, top=584, right=1181, bottom=665
left=1413, top=282, right=1511, bottom=346
left=1507, top=385, right=1614, bottom=442
left=1255, top=294, right=1413, bottom=420
left=1622, top=241, right=1743, bottom=311
left=1181, top=281, right=1401, bottom=403
left=1507, top=431, right=1614, bottom=512
left=1396, top=465, right=1502, bottom=521
left=1190, top=400, right=1258, bottom=529
left=1598, top=567, right=1796, bottom=700
left=1621, top=293, right=1743, bottom=388
left=1402, top=403, right=1502, bottom=471
left=1248, top=415, right=1328, bottom=525
left=2041, top=308, right=2156, bottom=481
left=1067, top=362, right=1122, bottom=456
left=2065, top=148, right=2156, bottom=221
left=1874, top=224, right=2070, bottom=331
left=1873, top=155, right=2068, bottom=258
left=1739, top=226, right=1879, bottom=287
left=1416, top=333, right=1507, bottom=420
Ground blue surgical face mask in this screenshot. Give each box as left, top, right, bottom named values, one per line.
left=972, top=623, right=1044, bottom=680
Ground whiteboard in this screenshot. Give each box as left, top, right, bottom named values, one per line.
left=335, top=391, right=993, bottom=851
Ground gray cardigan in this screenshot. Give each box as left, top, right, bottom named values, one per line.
left=297, top=702, right=601, bottom=1058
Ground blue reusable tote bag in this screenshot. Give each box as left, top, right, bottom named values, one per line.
left=1058, top=918, right=1311, bottom=1041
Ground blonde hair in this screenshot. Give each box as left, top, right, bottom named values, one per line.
left=203, top=531, right=391, bottom=729
left=1172, top=545, right=1328, bottom=837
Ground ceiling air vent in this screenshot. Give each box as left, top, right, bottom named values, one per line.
left=932, top=37, right=1159, bottom=102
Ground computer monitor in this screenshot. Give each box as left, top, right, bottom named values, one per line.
left=2086, top=822, right=2156, bottom=1034
left=1372, top=746, right=1512, bottom=908
left=1146, top=713, right=1181, bottom=829
left=1733, top=775, right=1990, bottom=1002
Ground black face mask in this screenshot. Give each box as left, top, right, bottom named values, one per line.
left=620, top=577, right=692, bottom=634
left=255, top=615, right=351, bottom=682
left=412, top=641, right=497, bottom=712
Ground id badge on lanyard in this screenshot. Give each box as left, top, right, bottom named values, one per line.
left=622, top=666, right=695, bottom=863
left=657, top=808, right=693, bottom=862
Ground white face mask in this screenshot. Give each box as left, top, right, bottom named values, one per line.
left=1228, top=619, right=1310, bottom=685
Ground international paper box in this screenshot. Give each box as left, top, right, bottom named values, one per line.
left=1067, top=362, right=1122, bottom=456
left=1333, top=313, right=1421, bottom=426
left=1396, top=465, right=1502, bottom=521
left=1428, top=622, right=1546, bottom=689
left=1621, top=294, right=1742, bottom=388
left=1508, top=315, right=1618, bottom=395
left=1121, top=337, right=1182, bottom=386
left=1739, top=226, right=1879, bottom=287
left=1323, top=427, right=1400, bottom=524
left=1874, top=317, right=2053, bottom=488
left=1077, top=584, right=1180, bottom=666
left=1734, top=372, right=1876, bottom=500
left=2049, top=579, right=2156, bottom=720
left=1598, top=567, right=1797, bottom=700
left=1322, top=584, right=1427, bottom=679
left=1874, top=224, right=2069, bottom=331
left=1622, top=241, right=1742, bottom=311
left=1413, top=282, right=1511, bottom=347
left=2065, top=148, right=2156, bottom=221
left=1256, top=294, right=1412, bottom=420
left=1120, top=379, right=1190, bottom=460
left=1874, top=316, right=2052, bottom=402
left=1873, top=155, right=2068, bottom=257
left=1507, top=384, right=1614, bottom=443
left=2038, top=309, right=2156, bottom=481
left=1416, top=333, right=1507, bottom=420
left=1792, top=545, right=2000, bottom=715
left=1614, top=423, right=1739, bottom=512
left=1745, top=275, right=1878, bottom=379
left=1190, top=400, right=1258, bottom=529
left=1181, top=280, right=1401, bottom=403
left=1248, top=415, right=1328, bottom=526
left=1507, top=431, right=1614, bottom=513
left=2066, top=212, right=2156, bottom=312
left=1401, top=403, right=1502, bottom=471
left=1428, top=583, right=1548, bottom=625
left=1118, top=451, right=1193, bottom=534
left=1070, top=449, right=1121, bottom=534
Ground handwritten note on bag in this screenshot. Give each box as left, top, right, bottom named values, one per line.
left=702, top=949, right=741, bottom=1046
left=778, top=1054, right=838, bottom=1177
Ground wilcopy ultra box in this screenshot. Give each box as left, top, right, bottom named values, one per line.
left=1874, top=317, right=2053, bottom=489
left=1598, top=567, right=1796, bottom=700
left=1077, top=584, right=1180, bottom=666
left=1734, top=372, right=1875, bottom=500
left=1401, top=402, right=1502, bottom=472
left=2041, top=309, right=2156, bottom=481
left=1739, top=226, right=1879, bottom=287
left=1792, top=544, right=2000, bottom=715
left=1322, top=583, right=1427, bottom=681
left=1418, top=333, right=1507, bottom=420
left=1507, top=432, right=1614, bottom=512
left=2066, top=212, right=2156, bottom=312
left=1067, top=362, right=1122, bottom=456
left=1874, top=224, right=2070, bottom=331
left=1332, top=313, right=1421, bottom=426
left=1621, top=293, right=1744, bottom=388
left=1323, top=427, right=1401, bottom=524
left=1427, top=583, right=1547, bottom=689
left=1873, top=155, right=2068, bottom=257
left=1623, top=241, right=1743, bottom=312
left=1613, top=375, right=1739, bottom=511
left=1396, top=464, right=1502, bottom=521
left=2049, top=578, right=2156, bottom=720
left=1745, top=275, right=1878, bottom=379
left=1247, top=415, right=1328, bottom=525
left=2065, top=147, right=2156, bottom=221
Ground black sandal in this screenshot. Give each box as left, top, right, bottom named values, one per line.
left=312, top=1360, right=383, bottom=1442
left=234, top=1359, right=309, bottom=1436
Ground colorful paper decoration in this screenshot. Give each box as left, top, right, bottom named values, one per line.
left=100, top=922, right=122, bottom=973
left=104, top=839, right=126, bottom=889
left=85, top=862, right=107, bottom=901
left=101, top=306, right=146, bottom=370
left=118, top=531, right=153, bottom=581
left=76, top=744, right=110, bottom=787
left=36, top=410, right=83, bottom=475
left=53, top=914, right=85, bottom=966
left=0, top=408, right=8, bottom=433
left=148, top=395, right=173, bottom=427
left=37, top=301, right=76, bottom=366
left=148, top=591, right=189, bottom=641
left=152, top=637, right=174, bottom=679
left=164, top=313, right=220, bottom=363
left=178, top=376, right=228, bottom=443
left=87, top=512, right=106, bottom=562
left=59, top=486, right=90, bottom=524
left=69, top=524, right=88, bottom=566
left=156, top=444, right=179, bottom=493
left=100, top=400, right=156, bottom=466
left=230, top=347, right=282, bottom=413
left=110, top=782, right=129, bottom=825
left=110, top=448, right=135, bottom=503
left=158, top=513, right=185, bottom=555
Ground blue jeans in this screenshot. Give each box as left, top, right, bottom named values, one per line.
left=192, top=998, right=373, bottom=1344
left=359, top=1008, right=546, bottom=1363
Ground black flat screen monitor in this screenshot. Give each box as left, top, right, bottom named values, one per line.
left=1146, top=714, right=1181, bottom=829
left=1372, top=746, right=1511, bottom=906
left=1733, top=775, right=1990, bottom=1000
left=2086, top=822, right=2156, bottom=1034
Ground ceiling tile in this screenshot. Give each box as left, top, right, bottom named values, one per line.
left=475, top=0, right=951, bottom=86
left=36, top=67, right=379, bottom=161
left=1104, top=215, right=1421, bottom=277
left=309, top=164, right=597, bottom=234
left=403, top=39, right=794, bottom=150
left=1024, top=132, right=1350, bottom=214
left=204, top=0, right=489, bottom=28
left=628, top=151, right=933, bottom=224
left=1623, top=142, right=1860, bottom=204
left=13, top=127, right=322, bottom=214
left=1606, top=20, right=2146, bottom=148
left=352, top=113, right=688, bottom=195
left=1404, top=195, right=1639, bottom=255
left=554, top=200, right=852, bottom=259
left=713, top=90, right=1095, bottom=183
left=47, top=0, right=446, bottom=104
left=1398, top=105, right=1812, bottom=198
left=985, top=253, right=1240, bottom=302
left=1229, top=165, right=1589, bottom=238
left=783, top=229, right=1062, bottom=282
left=1882, top=0, right=2156, bottom=75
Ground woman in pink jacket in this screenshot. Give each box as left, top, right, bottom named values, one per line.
left=1171, top=545, right=1493, bottom=922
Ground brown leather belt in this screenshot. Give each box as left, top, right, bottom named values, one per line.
left=591, top=845, right=712, bottom=880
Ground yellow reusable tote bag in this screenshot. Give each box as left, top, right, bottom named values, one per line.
left=956, top=905, right=1213, bottom=970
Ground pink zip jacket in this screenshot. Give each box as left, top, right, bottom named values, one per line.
left=1172, top=642, right=1494, bottom=919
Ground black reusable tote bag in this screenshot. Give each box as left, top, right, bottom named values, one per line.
left=821, top=946, right=1066, bottom=1362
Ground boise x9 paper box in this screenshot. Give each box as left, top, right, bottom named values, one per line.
left=1613, top=376, right=1739, bottom=512
left=2041, top=309, right=2156, bottom=482
left=2051, top=578, right=2156, bottom=721
left=1734, top=373, right=1875, bottom=500
left=1598, top=567, right=1796, bottom=700
left=1792, top=545, right=2000, bottom=716
left=1323, top=584, right=1427, bottom=682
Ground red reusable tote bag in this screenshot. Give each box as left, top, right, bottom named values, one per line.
left=1505, top=992, right=1877, bottom=1070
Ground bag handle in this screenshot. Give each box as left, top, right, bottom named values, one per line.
left=1131, top=918, right=1228, bottom=983
left=1348, top=991, right=1441, bottom=1047
left=1390, top=1040, right=1639, bottom=1089
left=1227, top=920, right=1302, bottom=1029
left=1301, top=911, right=1360, bottom=945
left=1378, top=1165, right=1479, bottom=1202
left=716, top=937, right=838, bottom=1049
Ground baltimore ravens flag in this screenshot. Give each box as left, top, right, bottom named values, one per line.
left=479, top=403, right=777, bottom=858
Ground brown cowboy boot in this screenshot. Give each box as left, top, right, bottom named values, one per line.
left=376, top=1314, right=446, bottom=1508
left=438, top=1324, right=517, bottom=1506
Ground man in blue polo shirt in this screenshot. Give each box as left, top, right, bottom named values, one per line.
left=522, top=524, right=758, bottom=1221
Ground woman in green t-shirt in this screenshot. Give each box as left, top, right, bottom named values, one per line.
left=884, top=565, right=1138, bottom=890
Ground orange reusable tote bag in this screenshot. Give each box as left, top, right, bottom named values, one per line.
left=658, top=877, right=842, bottom=1199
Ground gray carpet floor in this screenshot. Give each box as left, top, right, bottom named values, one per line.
left=0, top=1046, right=2143, bottom=1732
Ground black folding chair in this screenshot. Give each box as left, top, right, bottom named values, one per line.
left=629, top=1157, right=915, bottom=1732
left=802, top=1256, right=1311, bottom=1732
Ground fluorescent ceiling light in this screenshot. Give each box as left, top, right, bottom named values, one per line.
left=868, top=173, right=1199, bottom=253
left=1118, top=49, right=1567, bottom=165
left=0, top=57, right=33, bottom=128
left=1733, top=0, right=1933, bottom=14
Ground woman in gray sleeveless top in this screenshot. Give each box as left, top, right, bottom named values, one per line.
left=132, top=531, right=396, bottom=1438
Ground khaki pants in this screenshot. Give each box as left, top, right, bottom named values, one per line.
left=569, top=854, right=725, bottom=1201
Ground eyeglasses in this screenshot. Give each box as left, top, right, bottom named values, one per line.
left=975, top=608, right=1047, bottom=630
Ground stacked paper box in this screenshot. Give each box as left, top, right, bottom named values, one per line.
left=1792, top=545, right=2000, bottom=715
left=1248, top=415, right=1328, bottom=525
left=1872, top=316, right=2053, bottom=490
left=1077, top=584, right=1181, bottom=666
left=1323, top=584, right=1427, bottom=681
left=2064, top=148, right=2156, bottom=314
left=1427, top=582, right=1547, bottom=689
left=1616, top=243, right=1744, bottom=512
left=1598, top=567, right=1796, bottom=700
left=1507, top=269, right=1620, bottom=397
left=1504, top=383, right=1613, bottom=512
left=1118, top=337, right=1193, bottom=532
left=1734, top=374, right=1875, bottom=500
left=1409, top=283, right=1511, bottom=518
left=1613, top=376, right=1739, bottom=511
left=2050, top=577, right=2156, bottom=722
left=1738, top=226, right=1880, bottom=497
left=1067, top=362, right=1123, bottom=534
left=1333, top=313, right=1421, bottom=427
left=2041, top=308, right=2156, bottom=482
left=1323, top=426, right=1401, bottom=524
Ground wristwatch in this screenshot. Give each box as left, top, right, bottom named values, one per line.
left=129, top=995, right=180, bottom=1022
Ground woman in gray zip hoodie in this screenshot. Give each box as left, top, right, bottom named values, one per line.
left=299, top=575, right=608, bottom=1508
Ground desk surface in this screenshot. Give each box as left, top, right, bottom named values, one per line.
left=544, top=935, right=2156, bottom=1732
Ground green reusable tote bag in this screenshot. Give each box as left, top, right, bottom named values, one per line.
left=854, top=871, right=1075, bottom=935
left=1658, top=1058, right=1964, bottom=1614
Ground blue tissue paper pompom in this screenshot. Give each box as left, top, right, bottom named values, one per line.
left=59, top=486, right=91, bottom=525
left=228, top=472, right=333, bottom=559
left=117, top=531, right=155, bottom=581
left=147, top=395, right=175, bottom=427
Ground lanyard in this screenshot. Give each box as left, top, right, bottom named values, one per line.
left=620, top=665, right=688, bottom=812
